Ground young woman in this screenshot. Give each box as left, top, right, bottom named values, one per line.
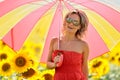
left=47, top=9, right=89, bottom=80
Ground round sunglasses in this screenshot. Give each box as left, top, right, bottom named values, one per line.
left=66, top=17, right=80, bottom=26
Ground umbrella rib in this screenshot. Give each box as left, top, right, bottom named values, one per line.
left=11, top=28, right=14, bottom=50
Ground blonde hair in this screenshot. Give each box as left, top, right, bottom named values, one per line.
left=64, top=9, right=89, bottom=38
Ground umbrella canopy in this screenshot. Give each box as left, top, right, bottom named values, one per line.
left=0, top=0, right=120, bottom=62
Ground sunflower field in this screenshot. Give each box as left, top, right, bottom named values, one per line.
left=0, top=26, right=120, bottom=80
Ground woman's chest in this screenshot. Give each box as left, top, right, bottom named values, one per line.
left=53, top=41, right=84, bottom=53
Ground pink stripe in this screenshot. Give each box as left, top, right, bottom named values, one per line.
left=69, top=0, right=120, bottom=32
left=2, top=1, right=55, bottom=51
left=40, top=2, right=63, bottom=62
left=84, top=24, right=109, bottom=60
left=0, top=0, right=39, bottom=17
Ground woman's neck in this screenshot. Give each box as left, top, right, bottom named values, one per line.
left=62, top=33, right=78, bottom=41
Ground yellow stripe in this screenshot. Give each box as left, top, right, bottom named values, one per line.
left=84, top=10, right=120, bottom=50
left=0, top=1, right=47, bottom=39
left=25, top=4, right=57, bottom=58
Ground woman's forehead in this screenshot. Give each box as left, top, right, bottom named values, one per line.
left=68, top=14, right=80, bottom=20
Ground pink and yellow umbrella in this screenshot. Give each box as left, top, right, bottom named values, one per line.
left=0, top=0, right=120, bottom=62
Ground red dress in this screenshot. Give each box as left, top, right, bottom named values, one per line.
left=53, top=50, right=86, bottom=80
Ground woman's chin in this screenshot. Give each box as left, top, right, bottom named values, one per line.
left=66, top=29, right=76, bottom=34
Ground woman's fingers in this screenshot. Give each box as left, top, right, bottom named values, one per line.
left=54, top=55, right=61, bottom=63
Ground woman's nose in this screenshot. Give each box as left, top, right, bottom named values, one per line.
left=67, top=21, right=73, bottom=25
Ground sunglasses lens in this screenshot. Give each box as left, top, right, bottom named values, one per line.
left=66, top=17, right=80, bottom=26
left=66, top=18, right=72, bottom=23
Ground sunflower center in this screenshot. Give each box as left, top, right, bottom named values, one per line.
left=116, top=53, right=119, bottom=56
left=2, top=63, right=10, bottom=71
left=2, top=42, right=6, bottom=46
left=15, top=56, right=26, bottom=67
left=0, top=53, right=7, bottom=60
left=93, top=61, right=102, bottom=68
left=111, top=57, right=115, bottom=61
left=22, top=68, right=35, bottom=78
left=43, top=73, right=53, bottom=80
left=118, top=57, right=120, bottom=61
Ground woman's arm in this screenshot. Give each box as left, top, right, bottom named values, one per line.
left=82, top=42, right=89, bottom=79
left=46, top=38, right=57, bottom=69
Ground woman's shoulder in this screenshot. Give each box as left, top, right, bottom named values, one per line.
left=51, top=37, right=58, bottom=41
left=80, top=40, right=89, bottom=53
left=51, top=37, right=58, bottom=42
left=50, top=37, right=59, bottom=45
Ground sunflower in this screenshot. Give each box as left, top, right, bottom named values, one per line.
left=89, top=57, right=109, bottom=79
left=12, top=53, right=32, bottom=73
left=3, top=45, right=16, bottom=55
left=29, top=55, right=39, bottom=69
left=0, top=50, right=11, bottom=61
left=0, top=41, right=6, bottom=49
left=20, top=48, right=39, bottom=69
left=115, top=53, right=120, bottom=66
left=108, top=51, right=120, bottom=64
left=22, top=67, right=41, bottom=80
left=0, top=60, right=14, bottom=77
left=41, top=69, right=55, bottom=80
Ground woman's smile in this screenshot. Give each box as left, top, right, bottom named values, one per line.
left=67, top=26, right=74, bottom=29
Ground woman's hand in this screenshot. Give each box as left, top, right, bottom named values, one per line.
left=53, top=53, right=63, bottom=67
left=53, top=55, right=61, bottom=64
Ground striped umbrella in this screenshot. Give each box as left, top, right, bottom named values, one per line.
left=0, top=0, right=120, bottom=62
